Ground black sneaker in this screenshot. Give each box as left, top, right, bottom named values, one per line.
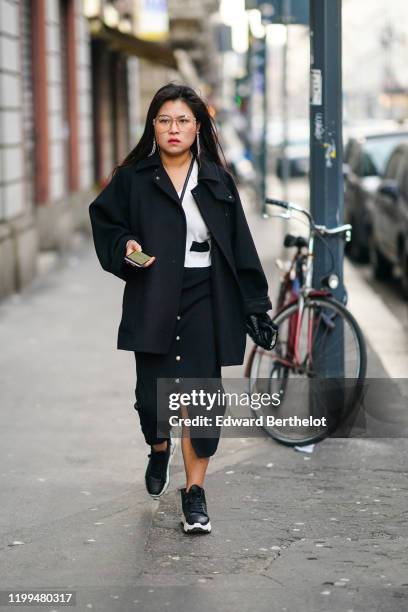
left=145, top=437, right=176, bottom=499
left=180, top=484, right=212, bottom=534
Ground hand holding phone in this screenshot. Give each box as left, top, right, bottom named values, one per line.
left=124, top=239, right=156, bottom=268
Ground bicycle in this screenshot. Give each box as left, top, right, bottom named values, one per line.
left=244, top=197, right=367, bottom=446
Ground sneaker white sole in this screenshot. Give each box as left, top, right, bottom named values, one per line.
left=149, top=437, right=177, bottom=500
left=180, top=514, right=212, bottom=534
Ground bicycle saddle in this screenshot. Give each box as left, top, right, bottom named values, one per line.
left=284, top=233, right=308, bottom=249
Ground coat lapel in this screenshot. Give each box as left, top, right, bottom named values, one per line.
left=134, top=149, right=235, bottom=206
left=152, top=163, right=181, bottom=207
left=191, top=181, right=239, bottom=285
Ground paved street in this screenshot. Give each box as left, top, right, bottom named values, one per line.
left=1, top=181, right=408, bottom=611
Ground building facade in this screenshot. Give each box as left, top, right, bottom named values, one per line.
left=1, top=0, right=223, bottom=301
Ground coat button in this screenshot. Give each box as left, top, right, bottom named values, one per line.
left=172, top=259, right=176, bottom=264
left=175, top=378, right=180, bottom=383
left=155, top=176, right=160, bottom=180
left=228, top=194, right=232, bottom=199
left=176, top=355, right=181, bottom=361
left=176, top=336, right=180, bottom=340
left=177, top=315, right=181, bottom=320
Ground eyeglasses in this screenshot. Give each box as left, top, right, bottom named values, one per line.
left=153, top=114, right=197, bottom=133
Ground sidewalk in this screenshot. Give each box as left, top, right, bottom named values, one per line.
left=0, top=184, right=407, bottom=611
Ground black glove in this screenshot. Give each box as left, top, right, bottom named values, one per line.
left=246, top=312, right=279, bottom=350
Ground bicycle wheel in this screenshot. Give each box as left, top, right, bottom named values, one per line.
left=248, top=295, right=367, bottom=446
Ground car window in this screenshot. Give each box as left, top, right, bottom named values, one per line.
left=401, top=156, right=408, bottom=197
left=384, top=151, right=404, bottom=180
left=364, top=134, right=408, bottom=176
left=347, top=143, right=362, bottom=174
left=360, top=151, right=377, bottom=176
left=344, top=140, right=352, bottom=161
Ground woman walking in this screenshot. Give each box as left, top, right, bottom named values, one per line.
left=89, top=83, right=274, bottom=534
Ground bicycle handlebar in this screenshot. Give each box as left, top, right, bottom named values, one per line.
left=265, top=198, right=351, bottom=237
left=265, top=198, right=289, bottom=209
left=315, top=223, right=352, bottom=236
left=266, top=197, right=312, bottom=221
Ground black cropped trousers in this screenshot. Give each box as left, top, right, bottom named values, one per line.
left=133, top=265, right=225, bottom=458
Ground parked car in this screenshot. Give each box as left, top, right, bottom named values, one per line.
left=370, top=142, right=408, bottom=299
left=276, top=136, right=309, bottom=178
left=266, top=119, right=310, bottom=179
left=343, top=129, right=408, bottom=261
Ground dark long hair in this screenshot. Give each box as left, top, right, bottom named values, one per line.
left=113, top=83, right=227, bottom=175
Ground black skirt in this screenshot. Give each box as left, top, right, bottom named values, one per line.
left=133, top=266, right=225, bottom=458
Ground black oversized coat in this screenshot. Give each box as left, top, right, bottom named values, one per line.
left=88, top=149, right=272, bottom=366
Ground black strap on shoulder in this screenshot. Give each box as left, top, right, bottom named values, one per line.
left=179, top=155, right=196, bottom=205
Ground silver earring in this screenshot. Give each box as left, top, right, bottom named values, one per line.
left=148, top=136, right=156, bottom=157
left=196, top=132, right=201, bottom=157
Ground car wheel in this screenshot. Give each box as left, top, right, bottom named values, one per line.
left=369, top=235, right=392, bottom=280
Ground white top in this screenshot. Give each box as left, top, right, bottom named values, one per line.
left=177, top=159, right=212, bottom=268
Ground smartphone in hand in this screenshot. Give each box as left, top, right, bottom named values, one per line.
left=124, top=250, right=155, bottom=267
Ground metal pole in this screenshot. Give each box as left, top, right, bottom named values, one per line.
left=247, top=32, right=256, bottom=171
left=261, top=32, right=268, bottom=216
left=309, top=0, right=345, bottom=378
left=250, top=33, right=267, bottom=213
left=310, top=0, right=344, bottom=301
left=280, top=0, right=290, bottom=202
